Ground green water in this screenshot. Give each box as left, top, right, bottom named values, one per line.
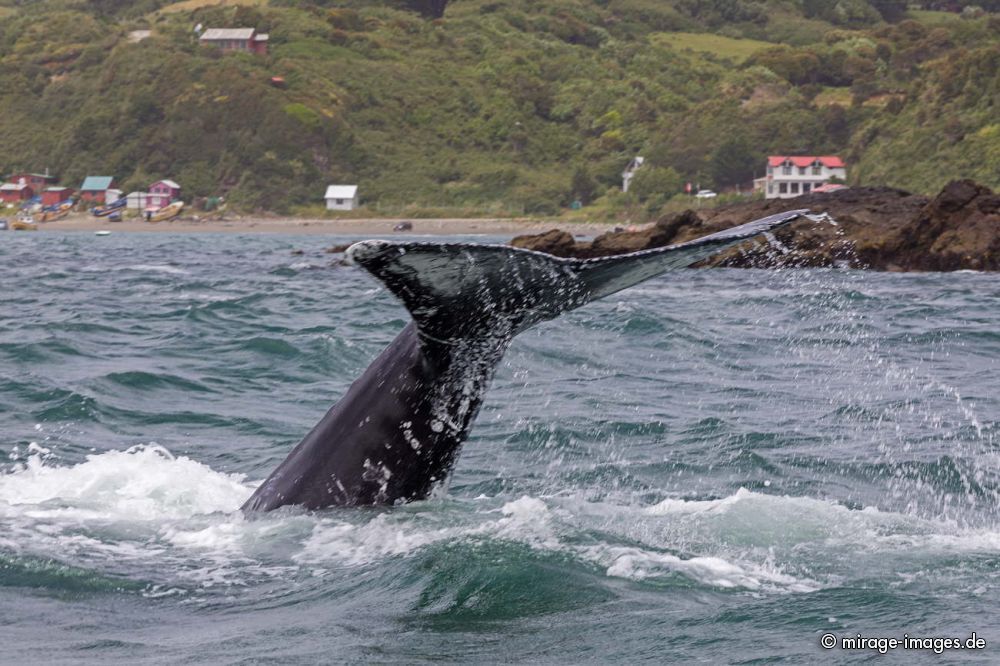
left=0, top=232, right=997, bottom=664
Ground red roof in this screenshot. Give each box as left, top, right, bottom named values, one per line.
left=768, top=155, right=845, bottom=168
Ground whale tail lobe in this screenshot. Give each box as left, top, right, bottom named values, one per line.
left=347, top=210, right=807, bottom=342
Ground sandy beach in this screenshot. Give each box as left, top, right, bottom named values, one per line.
left=35, top=213, right=615, bottom=237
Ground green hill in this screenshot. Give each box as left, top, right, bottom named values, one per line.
left=0, top=0, right=998, bottom=216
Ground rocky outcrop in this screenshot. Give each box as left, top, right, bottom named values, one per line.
left=510, top=180, right=1000, bottom=271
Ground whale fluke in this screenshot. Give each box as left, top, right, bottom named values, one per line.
left=346, top=209, right=807, bottom=342
left=242, top=210, right=808, bottom=512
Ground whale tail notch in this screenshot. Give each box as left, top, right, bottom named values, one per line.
left=347, top=210, right=808, bottom=342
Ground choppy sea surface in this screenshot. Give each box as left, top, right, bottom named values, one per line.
left=0, top=232, right=998, bottom=664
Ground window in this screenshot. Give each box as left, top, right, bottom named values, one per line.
left=812, top=164, right=822, bottom=175
left=803, top=183, right=812, bottom=193
left=782, top=165, right=792, bottom=175
left=798, top=167, right=806, bottom=175
left=791, top=182, right=799, bottom=194
left=335, top=198, right=344, bottom=205
left=779, top=183, right=787, bottom=194
left=768, top=183, right=773, bottom=194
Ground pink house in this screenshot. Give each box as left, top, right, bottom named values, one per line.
left=148, top=179, right=181, bottom=209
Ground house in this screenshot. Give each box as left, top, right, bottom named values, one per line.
left=0, top=181, right=33, bottom=204
left=41, top=187, right=74, bottom=206
left=126, top=191, right=149, bottom=211
left=325, top=185, right=358, bottom=211
left=79, top=176, right=117, bottom=204
left=148, top=179, right=181, bottom=209
left=622, top=156, right=645, bottom=193
left=199, top=28, right=269, bottom=55
left=6, top=170, right=56, bottom=193
left=764, top=156, right=846, bottom=199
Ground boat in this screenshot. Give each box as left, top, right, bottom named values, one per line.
left=91, top=198, right=127, bottom=217
left=0, top=219, right=8, bottom=231
left=38, top=201, right=73, bottom=222
left=95, top=230, right=111, bottom=236
left=146, top=201, right=184, bottom=223
left=11, top=212, right=37, bottom=231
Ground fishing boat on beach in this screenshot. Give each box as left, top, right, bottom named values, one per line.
left=38, top=201, right=73, bottom=222
left=146, top=201, right=183, bottom=223
left=91, top=198, right=127, bottom=217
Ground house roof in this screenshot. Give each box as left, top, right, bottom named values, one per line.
left=254, top=33, right=269, bottom=42
left=0, top=183, right=29, bottom=191
left=325, top=185, right=358, bottom=199
left=44, top=186, right=72, bottom=192
left=200, top=28, right=255, bottom=41
left=152, top=179, right=181, bottom=189
left=8, top=172, right=55, bottom=180
left=769, top=156, right=845, bottom=168
left=81, top=176, right=114, bottom=191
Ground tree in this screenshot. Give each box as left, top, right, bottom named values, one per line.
left=630, top=166, right=683, bottom=203
left=403, top=0, right=449, bottom=18
left=709, top=138, right=757, bottom=189
left=869, top=0, right=908, bottom=21
left=570, top=165, right=597, bottom=204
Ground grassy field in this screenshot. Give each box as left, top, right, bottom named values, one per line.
left=649, top=32, right=774, bottom=63
left=906, top=9, right=964, bottom=25
left=814, top=87, right=853, bottom=107
left=157, top=0, right=266, bottom=15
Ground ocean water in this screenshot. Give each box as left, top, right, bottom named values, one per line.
left=0, top=232, right=997, bottom=664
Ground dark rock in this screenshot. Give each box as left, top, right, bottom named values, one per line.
left=508, top=181, right=1000, bottom=272
left=511, top=229, right=576, bottom=255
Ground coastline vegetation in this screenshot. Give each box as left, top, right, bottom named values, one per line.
left=0, top=0, right=997, bottom=220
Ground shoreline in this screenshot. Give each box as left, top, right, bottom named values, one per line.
left=34, top=214, right=616, bottom=237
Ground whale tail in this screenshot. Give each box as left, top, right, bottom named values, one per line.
left=347, top=210, right=807, bottom=342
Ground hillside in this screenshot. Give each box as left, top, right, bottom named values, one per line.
left=0, top=0, right=998, bottom=215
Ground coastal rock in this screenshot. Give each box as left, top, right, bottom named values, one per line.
left=510, top=229, right=576, bottom=255
left=509, top=180, right=1000, bottom=272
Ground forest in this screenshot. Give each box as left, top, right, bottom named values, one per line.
left=0, top=0, right=997, bottom=216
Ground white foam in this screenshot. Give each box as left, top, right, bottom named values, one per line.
left=0, top=445, right=251, bottom=521
left=124, top=264, right=190, bottom=275
left=2, top=448, right=998, bottom=597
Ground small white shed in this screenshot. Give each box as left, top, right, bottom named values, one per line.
left=126, top=191, right=149, bottom=210
left=325, top=185, right=358, bottom=211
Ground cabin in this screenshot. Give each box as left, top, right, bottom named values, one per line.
left=79, top=176, right=117, bottom=204
left=126, top=191, right=149, bottom=211
left=764, top=156, right=846, bottom=199
left=41, top=187, right=74, bottom=206
left=199, top=28, right=269, bottom=55
left=325, top=185, right=358, bottom=211
left=622, top=156, right=645, bottom=193
left=6, top=171, right=56, bottom=193
left=0, top=181, right=33, bottom=204
left=148, top=180, right=181, bottom=209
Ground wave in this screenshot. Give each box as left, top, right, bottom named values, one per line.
left=1, top=447, right=998, bottom=603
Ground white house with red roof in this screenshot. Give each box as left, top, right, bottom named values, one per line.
left=763, top=155, right=846, bottom=199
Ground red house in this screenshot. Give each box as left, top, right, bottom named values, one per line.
left=0, top=181, right=34, bottom=204
left=199, top=28, right=269, bottom=55
left=6, top=171, right=56, bottom=193
left=79, top=176, right=116, bottom=204
left=42, top=187, right=75, bottom=206
left=148, top=179, right=181, bottom=209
